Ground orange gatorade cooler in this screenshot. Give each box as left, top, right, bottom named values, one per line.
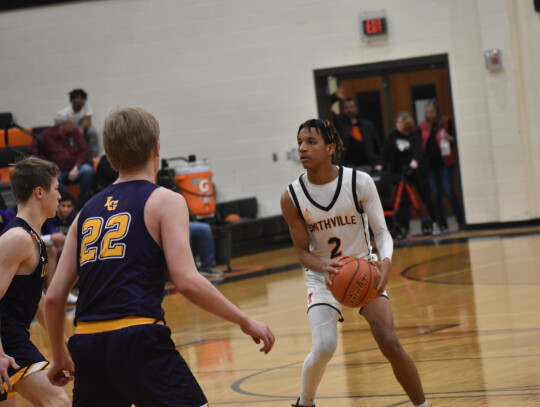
left=173, top=160, right=216, bottom=217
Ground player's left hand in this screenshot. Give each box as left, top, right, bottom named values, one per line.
left=240, top=318, right=276, bottom=354
left=369, top=257, right=391, bottom=292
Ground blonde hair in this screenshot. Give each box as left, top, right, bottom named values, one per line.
left=396, top=111, right=416, bottom=134
left=103, top=107, right=160, bottom=170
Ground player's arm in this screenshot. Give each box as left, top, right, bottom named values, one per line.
left=152, top=190, right=274, bottom=354
left=0, top=230, right=30, bottom=391
left=280, top=191, right=341, bottom=287
left=44, top=219, right=79, bottom=387
left=357, top=173, right=393, bottom=291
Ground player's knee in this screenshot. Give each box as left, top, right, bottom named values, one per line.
left=37, top=389, right=71, bottom=407
left=377, top=332, right=403, bottom=360
left=312, top=338, right=337, bottom=362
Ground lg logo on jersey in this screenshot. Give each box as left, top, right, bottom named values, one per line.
left=104, top=196, right=119, bottom=211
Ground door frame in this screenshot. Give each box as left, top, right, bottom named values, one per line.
left=313, top=53, right=465, bottom=224
left=314, top=53, right=454, bottom=129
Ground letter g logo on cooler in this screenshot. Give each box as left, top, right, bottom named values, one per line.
left=198, top=178, right=210, bottom=193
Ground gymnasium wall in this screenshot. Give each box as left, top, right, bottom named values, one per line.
left=0, top=0, right=538, bottom=224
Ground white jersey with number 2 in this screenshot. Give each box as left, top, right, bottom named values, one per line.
left=287, top=166, right=393, bottom=280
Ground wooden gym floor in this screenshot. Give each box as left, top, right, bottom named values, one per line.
left=21, top=224, right=540, bottom=406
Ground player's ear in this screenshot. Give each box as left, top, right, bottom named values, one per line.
left=153, top=139, right=160, bottom=157
left=326, top=142, right=336, bottom=157
left=34, top=186, right=44, bottom=200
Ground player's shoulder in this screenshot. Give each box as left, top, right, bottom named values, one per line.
left=0, top=226, right=34, bottom=250
left=281, top=188, right=293, bottom=204
left=351, top=168, right=374, bottom=183
left=146, top=186, right=187, bottom=210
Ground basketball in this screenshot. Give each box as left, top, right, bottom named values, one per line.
left=224, top=213, right=242, bottom=223
left=330, top=256, right=382, bottom=308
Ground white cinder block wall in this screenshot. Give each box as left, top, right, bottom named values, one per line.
left=0, top=0, right=538, bottom=223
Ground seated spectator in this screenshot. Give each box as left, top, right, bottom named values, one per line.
left=29, top=111, right=93, bottom=206
left=189, top=221, right=223, bottom=277
left=46, top=193, right=78, bottom=235
left=42, top=195, right=78, bottom=304
left=93, top=154, right=119, bottom=194
left=57, top=88, right=99, bottom=160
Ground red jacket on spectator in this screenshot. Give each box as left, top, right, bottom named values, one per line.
left=29, top=125, right=88, bottom=171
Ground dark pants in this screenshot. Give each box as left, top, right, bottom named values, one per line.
left=69, top=324, right=207, bottom=407
left=428, top=165, right=464, bottom=228
left=58, top=163, right=94, bottom=203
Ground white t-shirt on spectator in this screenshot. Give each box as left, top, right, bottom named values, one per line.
left=58, top=103, right=93, bottom=126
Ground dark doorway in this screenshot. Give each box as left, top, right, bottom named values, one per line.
left=354, top=90, right=385, bottom=152
left=314, top=54, right=463, bottom=224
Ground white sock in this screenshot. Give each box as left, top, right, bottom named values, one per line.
left=414, top=401, right=430, bottom=407
left=299, top=306, right=339, bottom=406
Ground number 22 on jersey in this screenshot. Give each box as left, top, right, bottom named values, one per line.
left=80, top=213, right=131, bottom=265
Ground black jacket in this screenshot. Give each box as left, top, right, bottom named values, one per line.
left=334, top=115, right=380, bottom=167
left=381, top=129, right=426, bottom=175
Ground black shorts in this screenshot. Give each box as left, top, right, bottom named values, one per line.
left=1, top=333, right=49, bottom=401
left=68, top=324, right=207, bottom=407
left=3, top=333, right=47, bottom=377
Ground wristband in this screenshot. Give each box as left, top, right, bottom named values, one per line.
left=42, top=234, right=53, bottom=247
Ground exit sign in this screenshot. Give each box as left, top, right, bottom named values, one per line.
left=362, top=17, right=386, bottom=36
left=360, top=10, right=388, bottom=42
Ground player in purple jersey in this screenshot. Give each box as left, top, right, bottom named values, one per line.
left=0, top=157, right=70, bottom=405
left=45, top=107, right=275, bottom=407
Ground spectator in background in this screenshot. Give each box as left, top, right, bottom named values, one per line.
left=189, top=221, right=223, bottom=277
left=46, top=193, right=78, bottom=236
left=332, top=85, right=380, bottom=169
left=42, top=194, right=78, bottom=304
left=419, top=100, right=464, bottom=232
left=29, top=111, right=93, bottom=206
left=92, top=154, right=119, bottom=194
left=57, top=89, right=99, bottom=160
left=375, top=111, right=437, bottom=238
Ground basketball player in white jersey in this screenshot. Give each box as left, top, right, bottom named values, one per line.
left=281, top=119, right=431, bottom=407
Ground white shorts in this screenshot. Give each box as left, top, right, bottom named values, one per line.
left=305, top=269, right=388, bottom=320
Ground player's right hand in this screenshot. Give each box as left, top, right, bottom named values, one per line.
left=240, top=318, right=275, bottom=354
left=0, top=352, right=19, bottom=394
left=323, top=259, right=343, bottom=289
left=47, top=357, right=74, bottom=387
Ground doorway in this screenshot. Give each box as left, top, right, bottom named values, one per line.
left=314, top=54, right=463, bottom=225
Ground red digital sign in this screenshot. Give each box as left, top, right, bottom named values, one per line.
left=362, top=17, right=387, bottom=36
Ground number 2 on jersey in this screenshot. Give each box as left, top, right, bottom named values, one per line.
left=80, top=213, right=131, bottom=265
left=328, top=237, right=342, bottom=259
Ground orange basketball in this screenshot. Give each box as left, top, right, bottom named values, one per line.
left=330, top=256, right=382, bottom=308
left=224, top=213, right=242, bottom=223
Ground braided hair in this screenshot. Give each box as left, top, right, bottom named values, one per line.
left=298, top=119, right=344, bottom=164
